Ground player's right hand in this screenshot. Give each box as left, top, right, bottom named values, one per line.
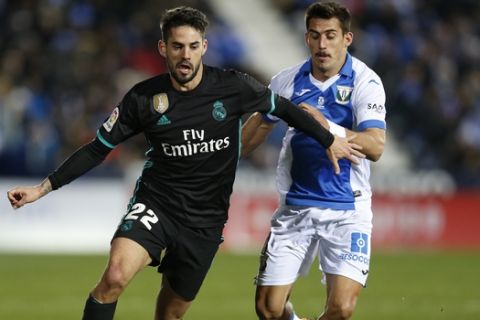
left=7, top=186, right=41, bottom=209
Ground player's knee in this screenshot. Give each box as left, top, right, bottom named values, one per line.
left=325, top=299, right=356, bottom=320
left=255, top=300, right=285, bottom=320
left=102, top=263, right=130, bottom=292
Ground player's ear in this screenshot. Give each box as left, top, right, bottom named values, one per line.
left=158, top=40, right=166, bottom=58
left=202, top=38, right=208, bottom=56
left=304, top=32, right=309, bottom=46
left=344, top=31, right=353, bottom=47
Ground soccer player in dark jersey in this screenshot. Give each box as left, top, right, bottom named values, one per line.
left=7, top=6, right=363, bottom=320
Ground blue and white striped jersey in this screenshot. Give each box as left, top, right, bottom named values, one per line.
left=266, top=53, right=386, bottom=210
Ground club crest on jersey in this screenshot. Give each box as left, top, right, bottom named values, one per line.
left=153, top=93, right=169, bottom=114
left=212, top=100, right=227, bottom=121
left=103, top=107, right=119, bottom=132
left=335, top=85, right=353, bottom=105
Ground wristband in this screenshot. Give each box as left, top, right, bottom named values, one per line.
left=327, top=120, right=347, bottom=138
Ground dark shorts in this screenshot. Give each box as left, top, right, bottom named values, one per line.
left=113, top=196, right=224, bottom=301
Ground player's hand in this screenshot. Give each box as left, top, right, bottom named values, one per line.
left=7, top=186, right=44, bottom=209
left=326, top=135, right=365, bottom=174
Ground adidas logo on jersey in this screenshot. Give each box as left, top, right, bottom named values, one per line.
left=157, top=115, right=171, bottom=125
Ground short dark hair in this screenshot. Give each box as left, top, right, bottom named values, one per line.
left=160, top=6, right=209, bottom=42
left=305, top=1, right=351, bottom=34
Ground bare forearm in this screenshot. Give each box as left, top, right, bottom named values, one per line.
left=346, top=128, right=385, bottom=161
left=241, top=113, right=274, bottom=158
left=7, top=177, right=53, bottom=209
left=38, top=178, right=53, bottom=198
left=296, top=103, right=384, bottom=160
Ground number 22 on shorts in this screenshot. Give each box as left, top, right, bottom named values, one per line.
left=124, top=203, right=159, bottom=230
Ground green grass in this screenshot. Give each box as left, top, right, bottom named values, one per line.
left=1, top=251, right=479, bottom=319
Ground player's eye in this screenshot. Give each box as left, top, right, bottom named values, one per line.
left=326, top=32, right=337, bottom=40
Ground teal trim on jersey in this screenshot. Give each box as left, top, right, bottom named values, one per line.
left=268, top=91, right=276, bottom=114
left=127, top=178, right=141, bottom=211
left=96, top=130, right=116, bottom=149
left=143, top=160, right=153, bottom=170
left=145, top=147, right=153, bottom=157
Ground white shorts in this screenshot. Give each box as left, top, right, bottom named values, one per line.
left=256, top=202, right=373, bottom=286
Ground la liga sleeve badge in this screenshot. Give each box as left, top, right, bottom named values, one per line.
left=103, top=107, right=119, bottom=132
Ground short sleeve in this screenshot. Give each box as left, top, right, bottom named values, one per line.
left=96, top=89, right=142, bottom=149
left=233, top=71, right=276, bottom=115
left=353, top=72, right=387, bottom=131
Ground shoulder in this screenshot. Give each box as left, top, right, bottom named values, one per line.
left=116, top=74, right=170, bottom=120
left=350, top=56, right=386, bottom=107
left=209, top=66, right=268, bottom=94
left=208, top=65, right=259, bottom=84
left=130, top=73, right=170, bottom=96
left=270, top=60, right=308, bottom=94
left=271, top=60, right=307, bottom=86
left=351, top=56, right=383, bottom=88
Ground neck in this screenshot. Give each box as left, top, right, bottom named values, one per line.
left=312, top=69, right=336, bottom=82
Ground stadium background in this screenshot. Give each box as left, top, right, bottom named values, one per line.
left=0, top=0, right=479, bottom=319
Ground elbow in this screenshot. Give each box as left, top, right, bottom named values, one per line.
left=368, top=152, right=382, bottom=162
left=368, top=138, right=385, bottom=162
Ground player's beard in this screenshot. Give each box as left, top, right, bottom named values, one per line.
left=168, top=59, right=201, bottom=85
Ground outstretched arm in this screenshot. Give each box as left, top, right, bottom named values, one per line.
left=7, top=137, right=112, bottom=209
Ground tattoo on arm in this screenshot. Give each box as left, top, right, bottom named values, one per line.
left=39, top=178, right=53, bottom=197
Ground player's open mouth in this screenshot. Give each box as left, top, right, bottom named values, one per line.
left=177, top=62, right=192, bottom=74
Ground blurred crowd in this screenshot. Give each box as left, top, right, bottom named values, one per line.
left=1, top=0, right=479, bottom=187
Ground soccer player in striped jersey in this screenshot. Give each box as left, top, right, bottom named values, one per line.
left=6, top=5, right=364, bottom=320
left=242, top=2, right=386, bottom=320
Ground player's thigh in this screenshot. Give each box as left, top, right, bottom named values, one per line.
left=256, top=230, right=318, bottom=286
left=114, top=198, right=175, bottom=267
left=106, top=237, right=152, bottom=281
